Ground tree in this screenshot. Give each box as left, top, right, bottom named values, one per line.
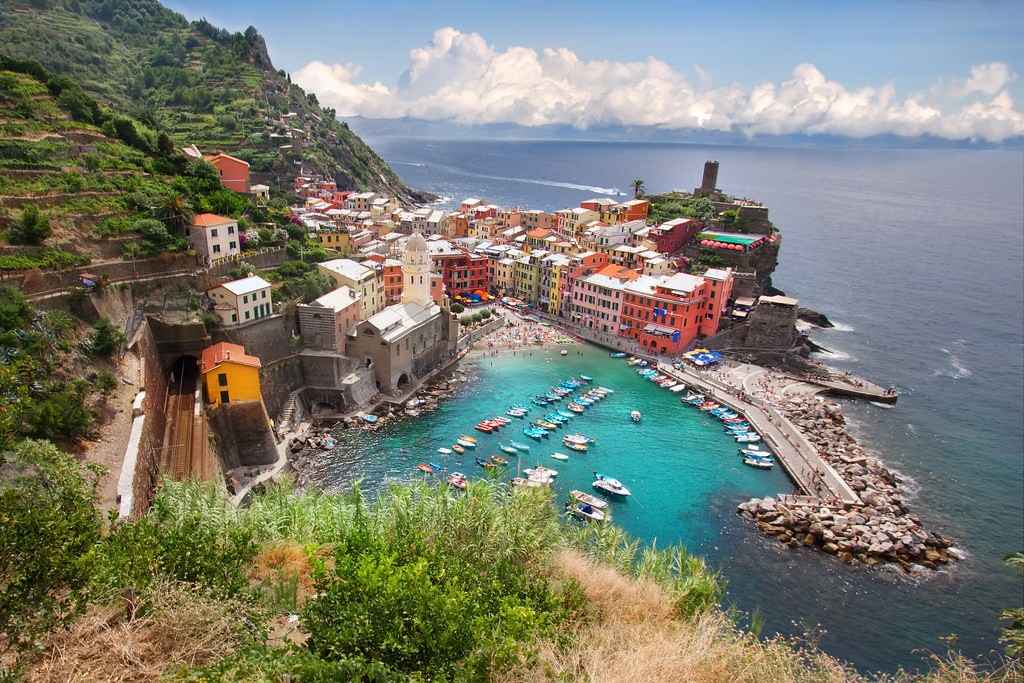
left=0, top=440, right=102, bottom=659
left=8, top=205, right=51, bottom=245
left=162, top=193, right=193, bottom=234
left=0, top=285, right=32, bottom=332
left=86, top=318, right=126, bottom=357
left=632, top=178, right=645, bottom=199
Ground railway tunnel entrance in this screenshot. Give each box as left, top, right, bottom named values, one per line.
left=160, top=355, right=215, bottom=481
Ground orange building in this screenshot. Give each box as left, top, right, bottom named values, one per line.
left=620, top=271, right=728, bottom=355
left=204, top=153, right=250, bottom=193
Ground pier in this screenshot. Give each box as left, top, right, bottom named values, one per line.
left=658, top=362, right=860, bottom=505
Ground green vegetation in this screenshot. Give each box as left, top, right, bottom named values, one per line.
left=647, top=192, right=716, bottom=224
left=0, top=0, right=415, bottom=199
left=266, top=259, right=333, bottom=304
left=6, top=205, right=51, bottom=245
left=0, top=286, right=110, bottom=447
left=1001, top=552, right=1024, bottom=657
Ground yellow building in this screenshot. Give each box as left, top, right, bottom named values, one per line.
left=317, top=229, right=351, bottom=255
left=200, top=342, right=262, bottom=407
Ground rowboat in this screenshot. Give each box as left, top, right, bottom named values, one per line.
left=580, top=375, right=593, bottom=382
left=735, top=433, right=761, bottom=443
left=437, top=447, right=453, bottom=455
left=476, top=457, right=498, bottom=469
left=562, top=439, right=587, bottom=452
left=567, top=403, right=585, bottom=413
left=474, top=423, right=494, bottom=433
left=593, top=474, right=631, bottom=497
left=557, top=409, right=574, bottom=419
left=490, top=455, right=509, bottom=465
left=458, top=434, right=477, bottom=443
left=499, top=444, right=518, bottom=455
left=551, top=452, right=569, bottom=461
left=457, top=438, right=477, bottom=448
left=570, top=490, right=609, bottom=509
left=448, top=472, right=467, bottom=490
left=510, top=441, right=531, bottom=451
left=452, top=444, right=465, bottom=454
left=569, top=502, right=606, bottom=523
left=416, top=463, right=434, bottom=474
left=535, top=419, right=559, bottom=430
left=564, top=433, right=594, bottom=445
left=524, top=426, right=548, bottom=439
left=743, top=456, right=774, bottom=469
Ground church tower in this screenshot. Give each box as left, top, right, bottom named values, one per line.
left=401, top=231, right=432, bottom=307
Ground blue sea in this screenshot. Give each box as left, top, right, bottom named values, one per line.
left=324, top=138, right=1024, bottom=674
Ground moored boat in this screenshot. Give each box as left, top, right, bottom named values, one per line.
left=448, top=472, right=468, bottom=490
left=510, top=441, right=531, bottom=451
left=569, top=502, right=606, bottom=522
left=743, top=456, right=774, bottom=469
left=630, top=410, right=642, bottom=423
left=592, top=473, right=631, bottom=497
left=499, top=444, right=518, bottom=455
left=437, top=447, right=453, bottom=455
left=416, top=463, right=434, bottom=474
left=452, top=443, right=465, bottom=454
left=457, top=437, right=478, bottom=448
left=551, top=452, right=569, bottom=461
left=570, top=490, right=609, bottom=509
left=562, top=440, right=588, bottom=452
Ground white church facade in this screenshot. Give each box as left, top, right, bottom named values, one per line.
left=346, top=232, right=460, bottom=394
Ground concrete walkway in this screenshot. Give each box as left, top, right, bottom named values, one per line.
left=658, top=362, right=859, bottom=505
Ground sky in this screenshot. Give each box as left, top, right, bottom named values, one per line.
left=165, top=0, right=1024, bottom=142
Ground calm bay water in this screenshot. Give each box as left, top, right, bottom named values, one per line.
left=322, top=138, right=1024, bottom=674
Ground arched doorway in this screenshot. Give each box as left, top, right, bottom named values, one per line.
left=397, top=373, right=410, bottom=390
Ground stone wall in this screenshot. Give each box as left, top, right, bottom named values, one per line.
left=6, top=252, right=199, bottom=297
left=207, top=246, right=288, bottom=278
left=260, top=355, right=305, bottom=420
left=207, top=402, right=278, bottom=469
left=211, top=311, right=296, bottom=365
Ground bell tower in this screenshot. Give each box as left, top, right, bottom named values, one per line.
left=401, top=231, right=432, bottom=307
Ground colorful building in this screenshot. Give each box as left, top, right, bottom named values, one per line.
left=619, top=270, right=731, bottom=355
left=297, top=286, right=362, bottom=354
left=204, top=153, right=250, bottom=193
left=200, top=342, right=262, bottom=407
left=189, top=213, right=240, bottom=266
left=206, top=275, right=273, bottom=327
left=317, top=228, right=351, bottom=255
left=569, top=264, right=639, bottom=333
left=435, top=250, right=490, bottom=297
left=317, top=258, right=384, bottom=319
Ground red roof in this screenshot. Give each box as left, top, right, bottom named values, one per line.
left=203, top=152, right=250, bottom=168
left=597, top=264, right=640, bottom=281
left=192, top=213, right=235, bottom=227
left=200, top=342, right=261, bottom=374
left=526, top=228, right=552, bottom=239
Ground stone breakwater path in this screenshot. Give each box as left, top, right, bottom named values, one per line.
left=659, top=360, right=961, bottom=574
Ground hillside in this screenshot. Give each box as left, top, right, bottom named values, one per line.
left=0, top=0, right=424, bottom=202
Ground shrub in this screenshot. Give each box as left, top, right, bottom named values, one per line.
left=450, top=301, right=464, bottom=314
left=8, top=205, right=51, bottom=245
left=0, top=284, right=32, bottom=331
left=85, top=318, right=125, bottom=357
left=0, top=440, right=103, bottom=658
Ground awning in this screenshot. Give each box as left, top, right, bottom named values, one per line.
left=643, top=323, right=677, bottom=336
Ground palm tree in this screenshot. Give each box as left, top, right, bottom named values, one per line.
left=163, top=193, right=194, bottom=234
left=632, top=178, right=645, bottom=199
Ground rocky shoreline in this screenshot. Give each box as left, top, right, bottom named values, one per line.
left=737, top=393, right=963, bottom=574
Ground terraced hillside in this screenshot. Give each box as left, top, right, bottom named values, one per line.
left=0, top=0, right=422, bottom=202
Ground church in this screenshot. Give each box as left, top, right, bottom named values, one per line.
left=346, top=231, right=460, bottom=394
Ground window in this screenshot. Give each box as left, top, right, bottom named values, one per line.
left=261, top=290, right=267, bottom=299
left=229, top=241, right=237, bottom=250
left=231, top=313, right=237, bottom=322
left=245, top=310, right=250, bottom=320
left=217, top=373, right=228, bottom=386
left=211, top=229, right=218, bottom=237
left=242, top=295, right=248, bottom=304
left=228, top=225, right=235, bottom=234
left=213, top=244, right=221, bottom=253
left=220, top=390, right=230, bottom=403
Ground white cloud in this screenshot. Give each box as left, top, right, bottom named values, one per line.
left=293, top=28, right=1024, bottom=142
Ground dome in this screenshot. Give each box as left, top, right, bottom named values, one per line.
left=406, top=231, right=428, bottom=253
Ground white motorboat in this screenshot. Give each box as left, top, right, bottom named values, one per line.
left=551, top=452, right=569, bottom=461
left=743, top=456, right=774, bottom=469
left=630, top=410, right=641, bottom=423
left=525, top=465, right=558, bottom=479
left=592, top=474, right=631, bottom=497
left=437, top=447, right=453, bottom=455
left=569, top=502, right=606, bottom=522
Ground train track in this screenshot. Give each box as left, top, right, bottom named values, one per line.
left=165, top=358, right=198, bottom=480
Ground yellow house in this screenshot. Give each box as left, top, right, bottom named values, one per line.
left=200, top=342, right=262, bottom=407
left=317, top=229, right=351, bottom=255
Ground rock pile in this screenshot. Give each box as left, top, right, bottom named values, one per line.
left=738, top=396, right=962, bottom=573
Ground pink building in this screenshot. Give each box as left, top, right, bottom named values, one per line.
left=569, top=264, right=639, bottom=333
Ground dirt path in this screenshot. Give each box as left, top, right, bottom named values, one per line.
left=78, top=351, right=143, bottom=513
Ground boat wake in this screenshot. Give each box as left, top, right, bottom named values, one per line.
left=830, top=321, right=855, bottom=332
left=813, top=347, right=855, bottom=362
left=392, top=160, right=427, bottom=167
left=429, top=162, right=623, bottom=196
left=934, top=348, right=973, bottom=380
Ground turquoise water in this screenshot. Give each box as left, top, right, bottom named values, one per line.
left=319, top=344, right=791, bottom=548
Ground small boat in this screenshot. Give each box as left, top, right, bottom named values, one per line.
left=458, top=437, right=478, bottom=448
left=458, top=434, right=478, bottom=443
left=474, top=423, right=493, bottom=433
left=743, top=456, right=774, bottom=469
left=525, top=465, right=558, bottom=479
left=448, top=472, right=468, bottom=490
left=490, top=455, right=509, bottom=465
left=511, top=476, right=544, bottom=488
left=476, top=457, right=498, bottom=469
left=551, top=452, right=569, bottom=461
left=669, top=384, right=686, bottom=393
left=593, top=474, right=631, bottom=497
left=626, top=357, right=641, bottom=365
left=596, top=386, right=614, bottom=394
left=560, top=349, right=568, bottom=356
left=362, top=414, right=379, bottom=424
left=570, top=490, right=609, bottom=509
left=510, top=441, right=531, bottom=451
left=567, top=403, right=585, bottom=413
left=557, top=409, right=574, bottom=419
left=499, top=444, right=518, bottom=455
left=610, top=352, right=627, bottom=358
left=524, top=427, right=548, bottom=440
left=564, top=433, right=594, bottom=445
left=416, top=463, right=434, bottom=474
left=735, top=433, right=762, bottom=443
left=437, top=447, right=453, bottom=455
left=569, top=502, right=606, bottom=522
left=506, top=407, right=528, bottom=418
left=579, top=375, right=593, bottom=382
left=630, top=410, right=642, bottom=423
left=452, top=443, right=465, bottom=454
left=535, top=419, right=558, bottom=430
